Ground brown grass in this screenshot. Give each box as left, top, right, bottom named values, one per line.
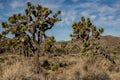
left=0, top=53, right=119, bottom=80
left=0, top=36, right=120, bottom=80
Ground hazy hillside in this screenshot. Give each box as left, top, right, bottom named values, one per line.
left=100, top=36, right=120, bottom=48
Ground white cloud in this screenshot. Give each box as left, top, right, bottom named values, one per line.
left=59, top=10, right=77, bottom=26
left=90, top=15, right=96, bottom=19
left=97, top=6, right=117, bottom=17
left=79, top=2, right=97, bottom=8
left=58, top=1, right=117, bottom=27
left=0, top=3, right=3, bottom=9
left=10, top=1, right=24, bottom=9
left=107, top=16, right=114, bottom=20
left=73, top=1, right=120, bottom=27
left=94, top=16, right=120, bottom=28
left=81, top=11, right=89, bottom=17
left=42, top=4, right=61, bottom=10
left=7, top=0, right=120, bottom=28
left=100, top=17, right=107, bottom=20
left=5, top=11, right=22, bottom=17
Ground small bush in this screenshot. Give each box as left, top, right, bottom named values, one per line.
left=82, top=72, right=111, bottom=80
left=51, top=63, right=60, bottom=71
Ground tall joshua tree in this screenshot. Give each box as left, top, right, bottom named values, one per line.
left=2, top=2, right=61, bottom=44
left=1, top=2, right=61, bottom=55
left=71, top=16, right=104, bottom=55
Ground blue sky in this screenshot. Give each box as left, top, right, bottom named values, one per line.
left=0, top=0, right=120, bottom=41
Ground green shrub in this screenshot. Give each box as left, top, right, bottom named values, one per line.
left=51, top=63, right=60, bottom=71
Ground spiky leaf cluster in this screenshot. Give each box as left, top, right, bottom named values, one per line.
left=71, top=16, right=104, bottom=41
left=1, top=12, right=33, bottom=55
left=2, top=13, right=28, bottom=37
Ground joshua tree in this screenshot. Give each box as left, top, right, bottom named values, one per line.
left=71, top=16, right=104, bottom=55
left=25, top=2, right=61, bottom=44
left=71, top=16, right=115, bottom=63
left=1, top=2, right=61, bottom=56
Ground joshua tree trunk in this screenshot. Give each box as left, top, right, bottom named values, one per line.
left=33, top=27, right=36, bottom=42
left=33, top=33, right=36, bottom=42
left=38, top=31, right=43, bottom=44
left=43, top=32, right=47, bottom=39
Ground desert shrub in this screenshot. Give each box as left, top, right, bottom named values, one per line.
left=51, top=63, right=60, bottom=71
left=108, top=64, right=120, bottom=72
left=51, top=75, right=58, bottom=80
left=43, top=36, right=56, bottom=53
left=73, top=70, right=81, bottom=80
left=111, top=47, right=120, bottom=57
left=82, top=72, right=111, bottom=80
left=56, top=42, right=68, bottom=54
left=42, top=60, right=50, bottom=70
left=61, top=42, right=67, bottom=49
left=71, top=44, right=80, bottom=53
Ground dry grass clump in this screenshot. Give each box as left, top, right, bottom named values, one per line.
left=0, top=55, right=46, bottom=80
left=82, top=72, right=111, bottom=80
left=62, top=55, right=120, bottom=80
left=0, top=57, right=33, bottom=80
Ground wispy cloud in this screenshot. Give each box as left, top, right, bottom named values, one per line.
left=10, top=1, right=25, bottom=9
left=5, top=0, right=120, bottom=29
left=27, top=0, right=65, bottom=10
left=0, top=3, right=3, bottom=9
left=60, top=10, right=77, bottom=26
left=70, top=1, right=120, bottom=27
left=42, top=4, right=61, bottom=10
left=1, top=0, right=120, bottom=40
